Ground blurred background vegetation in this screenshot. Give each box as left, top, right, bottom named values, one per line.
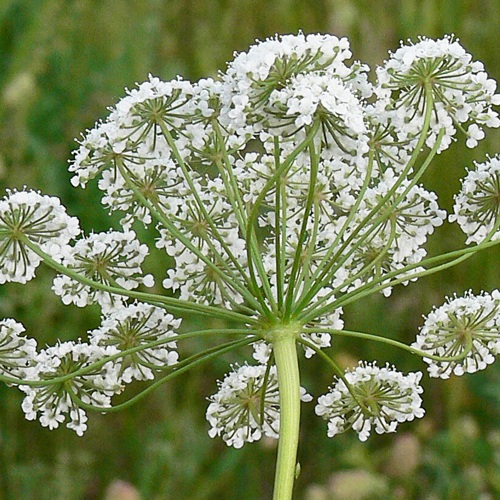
left=1, top=0, right=500, bottom=499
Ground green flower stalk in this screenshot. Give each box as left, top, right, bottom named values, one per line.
left=1, top=33, right=500, bottom=499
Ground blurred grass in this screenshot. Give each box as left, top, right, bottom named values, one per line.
left=1, top=1, right=500, bottom=499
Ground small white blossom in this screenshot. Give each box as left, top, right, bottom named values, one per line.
left=466, top=124, right=486, bottom=148
left=266, top=72, right=369, bottom=161
left=358, top=173, right=446, bottom=261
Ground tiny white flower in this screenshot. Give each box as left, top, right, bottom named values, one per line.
left=466, top=124, right=485, bottom=148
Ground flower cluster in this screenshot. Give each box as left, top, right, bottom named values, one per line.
left=98, top=156, right=188, bottom=228
left=20, top=341, right=121, bottom=436
left=62, top=33, right=500, bottom=327
left=450, top=155, right=500, bottom=244
left=207, top=363, right=312, bottom=448
left=345, top=172, right=446, bottom=295
left=0, top=190, right=80, bottom=284
left=222, top=33, right=371, bottom=136
left=376, top=35, right=500, bottom=152
left=52, top=230, right=153, bottom=312
left=315, top=363, right=425, bottom=441
left=413, top=290, right=500, bottom=378
left=69, top=76, right=194, bottom=188
left=90, top=302, right=180, bottom=383
left=3, top=303, right=180, bottom=435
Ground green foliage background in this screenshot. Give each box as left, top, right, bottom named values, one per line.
left=1, top=1, right=500, bottom=499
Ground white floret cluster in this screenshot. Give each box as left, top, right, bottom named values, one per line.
left=376, top=35, right=500, bottom=152
left=0, top=190, right=80, bottom=284
left=52, top=230, right=154, bottom=312
left=69, top=76, right=195, bottom=188
left=61, top=33, right=500, bottom=321
left=98, top=156, right=188, bottom=228
left=344, top=171, right=447, bottom=295
left=156, top=177, right=247, bottom=308
left=0, top=319, right=37, bottom=379
left=90, top=302, right=180, bottom=383
left=222, top=33, right=371, bottom=135
left=315, top=362, right=425, bottom=441
left=450, top=155, right=500, bottom=244
left=206, top=363, right=312, bottom=448
left=20, top=341, right=122, bottom=436
left=413, top=290, right=500, bottom=378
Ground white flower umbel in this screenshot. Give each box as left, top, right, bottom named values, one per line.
left=0, top=190, right=80, bottom=284
left=357, top=172, right=447, bottom=262
left=69, top=75, right=194, bottom=188
left=376, top=35, right=500, bottom=152
left=20, top=341, right=122, bottom=436
left=207, top=363, right=312, bottom=448
left=0, top=319, right=37, bottom=379
left=161, top=246, right=246, bottom=308
left=90, top=302, right=180, bottom=383
left=99, top=156, right=188, bottom=229
left=341, top=171, right=447, bottom=295
left=413, top=291, right=500, bottom=378
left=222, top=32, right=371, bottom=134
left=52, top=230, right=154, bottom=311
left=155, top=176, right=244, bottom=258
left=265, top=72, right=370, bottom=162
left=315, top=362, right=424, bottom=441
left=450, top=155, right=500, bottom=244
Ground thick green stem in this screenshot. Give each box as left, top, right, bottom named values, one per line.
left=271, top=328, right=301, bottom=500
